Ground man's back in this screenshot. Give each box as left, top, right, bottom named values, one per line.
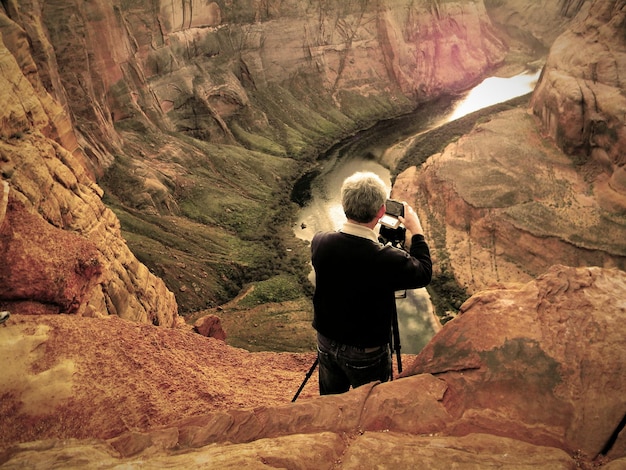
left=312, top=230, right=431, bottom=347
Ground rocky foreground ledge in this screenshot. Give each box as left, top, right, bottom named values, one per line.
left=1, top=264, right=624, bottom=469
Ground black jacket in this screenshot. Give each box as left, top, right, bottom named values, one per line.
left=311, top=231, right=432, bottom=347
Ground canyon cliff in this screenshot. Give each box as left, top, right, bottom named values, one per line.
left=392, top=0, right=626, bottom=299
left=0, top=13, right=179, bottom=325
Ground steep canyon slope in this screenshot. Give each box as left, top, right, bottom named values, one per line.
left=0, top=12, right=178, bottom=326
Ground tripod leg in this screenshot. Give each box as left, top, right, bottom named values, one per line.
left=391, top=308, right=402, bottom=376
left=291, top=357, right=319, bottom=402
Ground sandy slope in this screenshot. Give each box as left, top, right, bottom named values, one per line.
left=0, top=314, right=322, bottom=448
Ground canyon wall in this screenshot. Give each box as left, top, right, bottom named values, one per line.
left=393, top=0, right=626, bottom=299
left=485, top=0, right=590, bottom=51
left=0, top=13, right=179, bottom=325
left=1, top=0, right=610, bottom=321
left=0, top=0, right=513, bottom=317
left=531, top=0, right=626, bottom=213
left=6, top=0, right=510, bottom=174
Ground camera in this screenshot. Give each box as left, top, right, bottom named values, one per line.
left=379, top=199, right=406, bottom=246
left=380, top=199, right=404, bottom=228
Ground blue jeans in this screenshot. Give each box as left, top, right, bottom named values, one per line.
left=316, top=332, right=392, bottom=395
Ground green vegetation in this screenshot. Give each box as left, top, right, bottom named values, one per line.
left=101, top=122, right=314, bottom=316
left=230, top=123, right=287, bottom=156
left=427, top=272, right=469, bottom=325
left=336, top=88, right=414, bottom=126
left=251, top=83, right=349, bottom=158
left=217, top=297, right=316, bottom=353
left=238, top=275, right=305, bottom=307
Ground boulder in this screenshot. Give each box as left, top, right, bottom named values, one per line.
left=0, top=197, right=102, bottom=315
left=194, top=314, right=227, bottom=341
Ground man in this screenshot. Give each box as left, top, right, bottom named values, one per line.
left=311, top=171, right=432, bottom=395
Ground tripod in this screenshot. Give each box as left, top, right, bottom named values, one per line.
left=291, top=315, right=402, bottom=402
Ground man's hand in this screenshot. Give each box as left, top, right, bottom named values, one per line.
left=399, top=202, right=424, bottom=236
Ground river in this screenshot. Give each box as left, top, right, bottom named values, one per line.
left=293, top=70, right=541, bottom=354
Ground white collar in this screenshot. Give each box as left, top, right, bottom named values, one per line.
left=340, top=221, right=380, bottom=244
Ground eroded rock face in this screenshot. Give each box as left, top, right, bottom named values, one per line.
left=531, top=0, right=626, bottom=214
left=0, top=12, right=178, bottom=326
left=1, top=265, right=623, bottom=468
left=7, top=0, right=509, bottom=174
left=485, top=0, right=590, bottom=50
left=405, top=265, right=626, bottom=459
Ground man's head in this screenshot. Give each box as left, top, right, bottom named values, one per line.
left=341, top=171, right=387, bottom=224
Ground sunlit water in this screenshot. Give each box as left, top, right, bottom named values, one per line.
left=447, top=70, right=540, bottom=121
left=296, top=70, right=540, bottom=354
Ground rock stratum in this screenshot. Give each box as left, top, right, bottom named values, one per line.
left=0, top=22, right=178, bottom=325
left=0, top=265, right=624, bottom=468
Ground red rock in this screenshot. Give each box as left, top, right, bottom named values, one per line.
left=404, top=265, right=626, bottom=459
left=193, top=314, right=227, bottom=341
left=0, top=198, right=102, bottom=314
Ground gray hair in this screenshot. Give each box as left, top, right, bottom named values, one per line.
left=341, top=172, right=387, bottom=223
